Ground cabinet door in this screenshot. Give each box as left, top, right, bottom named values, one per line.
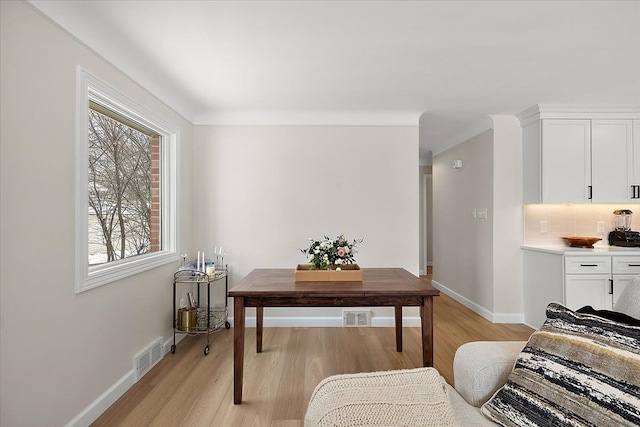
left=541, top=120, right=591, bottom=203
left=613, top=275, right=634, bottom=311
left=632, top=120, right=640, bottom=189
left=565, top=274, right=612, bottom=311
left=591, top=120, right=633, bottom=202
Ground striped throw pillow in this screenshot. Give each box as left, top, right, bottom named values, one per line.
left=481, top=303, right=640, bottom=427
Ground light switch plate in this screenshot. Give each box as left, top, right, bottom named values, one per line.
left=540, top=221, right=548, bottom=233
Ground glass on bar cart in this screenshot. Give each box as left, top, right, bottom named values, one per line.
left=178, top=253, right=189, bottom=270
left=213, top=246, right=226, bottom=271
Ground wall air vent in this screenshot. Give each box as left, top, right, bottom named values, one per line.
left=134, top=336, right=163, bottom=382
left=343, top=310, right=371, bottom=327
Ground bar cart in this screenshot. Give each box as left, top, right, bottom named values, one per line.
left=171, top=266, right=230, bottom=355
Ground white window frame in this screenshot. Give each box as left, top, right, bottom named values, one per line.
left=76, top=67, right=180, bottom=293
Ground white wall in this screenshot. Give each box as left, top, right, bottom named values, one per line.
left=432, top=118, right=524, bottom=322
left=491, top=116, right=523, bottom=318
left=433, top=130, right=495, bottom=312
left=0, top=2, right=193, bottom=426
left=193, top=125, right=420, bottom=322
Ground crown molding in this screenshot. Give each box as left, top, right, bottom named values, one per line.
left=193, top=110, right=422, bottom=126
left=517, top=104, right=640, bottom=125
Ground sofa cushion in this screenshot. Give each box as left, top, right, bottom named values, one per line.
left=453, top=341, right=527, bottom=407
left=481, top=303, right=640, bottom=427
left=446, top=383, right=498, bottom=426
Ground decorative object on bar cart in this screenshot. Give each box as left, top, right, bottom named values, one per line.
left=185, top=249, right=226, bottom=279
left=211, top=245, right=226, bottom=278
left=297, top=234, right=363, bottom=282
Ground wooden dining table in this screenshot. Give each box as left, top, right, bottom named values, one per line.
left=227, top=267, right=440, bottom=404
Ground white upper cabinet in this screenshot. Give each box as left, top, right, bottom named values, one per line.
left=634, top=120, right=640, bottom=187
left=541, top=119, right=591, bottom=203
left=518, top=106, right=640, bottom=204
left=591, top=119, right=633, bottom=203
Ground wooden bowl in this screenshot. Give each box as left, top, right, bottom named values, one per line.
left=561, top=236, right=602, bottom=248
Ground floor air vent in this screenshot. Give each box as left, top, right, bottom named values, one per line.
left=343, top=310, right=371, bottom=327
left=134, top=336, right=163, bottom=382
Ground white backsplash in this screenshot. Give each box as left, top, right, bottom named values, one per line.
left=524, top=204, right=640, bottom=247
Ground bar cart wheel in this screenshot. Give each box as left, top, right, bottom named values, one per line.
left=171, top=344, right=176, bottom=354
left=225, top=321, right=231, bottom=329
left=204, top=344, right=210, bottom=355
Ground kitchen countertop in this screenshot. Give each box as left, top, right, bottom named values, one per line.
left=522, top=244, right=640, bottom=256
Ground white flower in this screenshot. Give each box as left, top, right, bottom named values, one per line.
left=343, top=247, right=350, bottom=254
left=314, top=249, right=320, bottom=254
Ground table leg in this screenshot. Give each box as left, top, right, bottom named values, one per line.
left=256, top=306, right=263, bottom=353
left=233, top=296, right=245, bottom=404
left=421, top=296, right=434, bottom=367
left=394, top=305, right=403, bottom=352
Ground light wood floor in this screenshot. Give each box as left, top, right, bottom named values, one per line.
left=91, top=275, right=533, bottom=426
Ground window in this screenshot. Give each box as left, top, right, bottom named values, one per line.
left=76, top=68, right=179, bottom=292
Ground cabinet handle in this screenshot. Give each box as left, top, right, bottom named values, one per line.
left=631, top=185, right=638, bottom=199
left=588, top=185, right=592, bottom=200
left=627, top=264, right=640, bottom=267
left=609, top=279, right=613, bottom=295
left=579, top=264, right=598, bottom=267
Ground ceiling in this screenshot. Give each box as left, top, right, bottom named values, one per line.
left=28, top=1, right=640, bottom=159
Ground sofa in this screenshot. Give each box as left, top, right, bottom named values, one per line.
left=305, top=280, right=640, bottom=426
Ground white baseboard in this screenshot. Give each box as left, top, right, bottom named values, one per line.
left=492, top=312, right=525, bottom=323
left=64, top=370, right=135, bottom=427
left=66, top=334, right=185, bottom=427
left=431, top=280, right=524, bottom=324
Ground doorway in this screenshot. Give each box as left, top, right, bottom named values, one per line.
left=419, top=167, right=433, bottom=276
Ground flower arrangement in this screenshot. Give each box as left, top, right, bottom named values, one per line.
left=300, top=234, right=363, bottom=270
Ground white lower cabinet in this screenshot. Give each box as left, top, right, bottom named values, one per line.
left=611, top=256, right=640, bottom=310
left=564, top=256, right=612, bottom=311
left=564, top=255, right=640, bottom=312
left=564, top=274, right=612, bottom=311
left=523, top=249, right=640, bottom=328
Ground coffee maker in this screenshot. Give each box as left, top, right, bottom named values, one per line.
left=608, top=209, right=640, bottom=247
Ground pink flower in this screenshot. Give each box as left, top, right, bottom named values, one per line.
left=337, top=247, right=346, bottom=257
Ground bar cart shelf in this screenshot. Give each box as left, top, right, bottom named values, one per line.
left=171, top=266, right=230, bottom=356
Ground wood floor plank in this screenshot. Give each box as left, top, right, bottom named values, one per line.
left=91, top=278, right=534, bottom=426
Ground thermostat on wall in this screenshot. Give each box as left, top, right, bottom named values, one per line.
left=452, top=160, right=463, bottom=169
